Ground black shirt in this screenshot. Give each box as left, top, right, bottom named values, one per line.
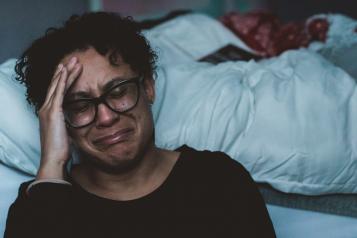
left=4, top=145, right=276, bottom=238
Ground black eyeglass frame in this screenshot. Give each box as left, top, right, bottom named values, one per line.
left=63, top=75, right=144, bottom=129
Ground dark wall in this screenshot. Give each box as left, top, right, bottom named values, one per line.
left=0, top=0, right=88, bottom=63
left=1, top=0, right=356, bottom=62
left=265, top=0, right=357, bottom=21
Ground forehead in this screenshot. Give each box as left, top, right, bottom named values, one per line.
left=61, top=48, right=135, bottom=96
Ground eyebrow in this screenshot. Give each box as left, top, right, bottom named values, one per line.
left=65, top=77, right=128, bottom=101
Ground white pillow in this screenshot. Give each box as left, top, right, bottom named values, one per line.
left=152, top=49, right=357, bottom=195
left=0, top=59, right=41, bottom=175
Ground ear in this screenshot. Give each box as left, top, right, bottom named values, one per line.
left=143, top=77, right=155, bottom=104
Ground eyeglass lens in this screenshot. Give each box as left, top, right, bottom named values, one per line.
left=64, top=81, right=139, bottom=127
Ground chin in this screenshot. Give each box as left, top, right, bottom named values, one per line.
left=73, top=141, right=138, bottom=174
left=88, top=152, right=143, bottom=174
left=78, top=130, right=153, bottom=173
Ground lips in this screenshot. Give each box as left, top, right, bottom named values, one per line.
left=93, top=128, right=134, bottom=147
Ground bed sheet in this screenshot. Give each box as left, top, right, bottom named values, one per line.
left=267, top=205, right=357, bottom=238
left=1, top=162, right=357, bottom=238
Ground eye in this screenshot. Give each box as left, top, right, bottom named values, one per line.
left=67, top=101, right=91, bottom=113
left=109, top=85, right=128, bottom=98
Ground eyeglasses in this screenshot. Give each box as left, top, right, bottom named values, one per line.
left=63, top=75, right=143, bottom=128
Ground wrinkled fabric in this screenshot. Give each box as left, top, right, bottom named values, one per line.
left=152, top=49, right=357, bottom=195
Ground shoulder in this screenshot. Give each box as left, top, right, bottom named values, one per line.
left=174, top=145, right=262, bottom=206
left=176, top=145, right=252, bottom=183
left=17, top=180, right=35, bottom=197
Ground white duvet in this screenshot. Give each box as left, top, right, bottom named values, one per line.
left=152, top=49, right=357, bottom=195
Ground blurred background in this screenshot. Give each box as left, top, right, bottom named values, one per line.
left=1, top=0, right=356, bottom=62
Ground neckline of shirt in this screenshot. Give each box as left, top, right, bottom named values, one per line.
left=68, top=145, right=192, bottom=205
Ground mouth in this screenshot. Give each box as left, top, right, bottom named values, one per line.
left=93, top=128, right=134, bottom=147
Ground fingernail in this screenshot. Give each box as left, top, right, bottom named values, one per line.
left=58, top=64, right=63, bottom=71
left=70, top=57, right=77, bottom=64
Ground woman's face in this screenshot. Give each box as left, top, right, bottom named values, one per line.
left=61, top=48, right=155, bottom=172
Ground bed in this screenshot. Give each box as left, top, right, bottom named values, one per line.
left=1, top=12, right=357, bottom=238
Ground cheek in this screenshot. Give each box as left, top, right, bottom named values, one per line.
left=68, top=128, right=90, bottom=148
left=130, top=105, right=154, bottom=138
left=139, top=105, right=153, bottom=126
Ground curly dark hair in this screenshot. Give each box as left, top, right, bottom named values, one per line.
left=15, top=12, right=157, bottom=114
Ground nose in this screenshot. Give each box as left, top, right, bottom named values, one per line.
left=95, top=103, right=119, bottom=127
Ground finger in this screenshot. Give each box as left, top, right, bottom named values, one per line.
left=45, top=67, right=68, bottom=107
left=63, top=63, right=83, bottom=99
left=49, top=64, right=64, bottom=88
left=66, top=57, right=77, bottom=73
left=52, top=67, right=69, bottom=105
left=43, top=65, right=64, bottom=105
left=47, top=64, right=63, bottom=94
left=65, top=63, right=83, bottom=93
left=49, top=64, right=63, bottom=88
left=53, top=64, right=63, bottom=78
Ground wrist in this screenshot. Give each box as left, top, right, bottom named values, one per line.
left=26, top=179, right=72, bottom=196
left=36, top=159, right=67, bottom=180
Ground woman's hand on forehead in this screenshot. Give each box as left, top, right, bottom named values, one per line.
left=36, top=56, right=83, bottom=181
left=63, top=57, right=83, bottom=95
